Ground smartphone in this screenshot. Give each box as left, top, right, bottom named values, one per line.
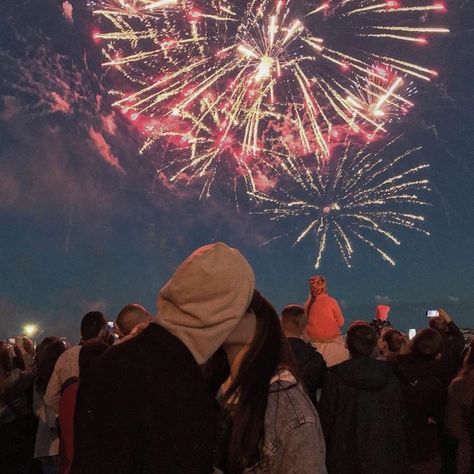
left=8, top=338, right=16, bottom=344
left=426, top=310, right=439, bottom=318
left=107, top=321, right=115, bottom=329
left=59, top=337, right=68, bottom=347
left=408, top=329, right=416, bottom=340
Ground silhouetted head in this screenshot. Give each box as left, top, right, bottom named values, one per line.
left=80, top=311, right=107, bottom=342
left=346, top=322, right=377, bottom=358
left=281, top=304, right=307, bottom=337
left=116, top=304, right=152, bottom=337
left=429, top=317, right=448, bottom=336
left=411, top=328, right=443, bottom=360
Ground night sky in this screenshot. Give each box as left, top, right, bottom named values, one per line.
left=1, top=0, right=473, bottom=341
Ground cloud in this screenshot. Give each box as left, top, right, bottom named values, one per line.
left=88, top=127, right=124, bottom=172
left=62, top=1, right=74, bottom=23
left=0, top=167, right=20, bottom=207
left=0, top=96, right=21, bottom=121
left=101, top=113, right=117, bottom=136
left=375, top=295, right=392, bottom=305
left=79, top=299, right=108, bottom=315
left=50, top=92, right=72, bottom=114
left=448, top=296, right=460, bottom=304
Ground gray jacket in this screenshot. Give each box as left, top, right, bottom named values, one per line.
left=246, top=372, right=327, bottom=474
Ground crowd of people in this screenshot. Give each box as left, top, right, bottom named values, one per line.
left=0, top=242, right=472, bottom=474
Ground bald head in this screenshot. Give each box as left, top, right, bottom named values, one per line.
left=116, top=304, right=152, bottom=337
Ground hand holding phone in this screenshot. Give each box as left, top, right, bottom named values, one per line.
left=438, top=308, right=452, bottom=323
left=426, top=310, right=439, bottom=318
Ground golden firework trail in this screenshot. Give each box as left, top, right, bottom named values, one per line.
left=343, top=65, right=416, bottom=135
left=91, top=0, right=448, bottom=187
left=252, top=136, right=431, bottom=268
left=150, top=96, right=265, bottom=199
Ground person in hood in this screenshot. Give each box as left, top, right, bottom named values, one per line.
left=370, top=304, right=393, bottom=335
left=281, top=304, right=327, bottom=407
left=392, top=328, right=447, bottom=474
left=213, top=291, right=327, bottom=474
left=304, top=276, right=348, bottom=367
left=319, top=322, right=408, bottom=474
left=72, top=242, right=255, bottom=474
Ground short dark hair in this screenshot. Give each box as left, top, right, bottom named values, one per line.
left=429, top=317, right=448, bottom=335
left=411, top=328, right=442, bottom=359
left=346, top=323, right=377, bottom=357
left=281, top=304, right=305, bottom=320
left=80, top=311, right=106, bottom=341
left=281, top=304, right=307, bottom=333
left=382, top=329, right=406, bottom=353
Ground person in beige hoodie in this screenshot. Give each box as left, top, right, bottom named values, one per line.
left=72, top=242, right=255, bottom=474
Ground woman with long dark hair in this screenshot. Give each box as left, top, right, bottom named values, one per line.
left=34, top=337, right=66, bottom=474
left=214, top=290, right=327, bottom=473
left=445, top=339, right=474, bottom=474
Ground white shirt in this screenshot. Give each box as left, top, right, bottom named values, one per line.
left=44, top=345, right=81, bottom=414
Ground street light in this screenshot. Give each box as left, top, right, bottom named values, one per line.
left=22, top=324, right=39, bottom=338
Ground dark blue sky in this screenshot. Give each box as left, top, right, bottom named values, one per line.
left=1, top=0, right=473, bottom=341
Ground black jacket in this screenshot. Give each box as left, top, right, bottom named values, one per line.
left=72, top=323, right=217, bottom=474
left=392, top=353, right=447, bottom=464
left=440, top=321, right=466, bottom=382
left=287, top=337, right=326, bottom=406
left=319, top=356, right=408, bottom=474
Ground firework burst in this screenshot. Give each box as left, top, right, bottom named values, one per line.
left=91, top=0, right=447, bottom=188
left=252, top=136, right=431, bottom=268
left=152, top=97, right=262, bottom=198
left=345, top=65, right=416, bottom=137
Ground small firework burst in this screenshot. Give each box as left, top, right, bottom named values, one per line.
left=253, top=136, right=431, bottom=268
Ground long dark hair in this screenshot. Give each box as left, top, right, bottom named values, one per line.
left=0, top=342, right=14, bottom=396
left=221, top=290, right=292, bottom=474
left=36, top=337, right=66, bottom=394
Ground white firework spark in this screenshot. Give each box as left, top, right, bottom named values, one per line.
left=90, top=0, right=448, bottom=192
left=253, top=136, right=431, bottom=268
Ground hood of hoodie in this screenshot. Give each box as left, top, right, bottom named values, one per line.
left=333, top=357, right=393, bottom=391
left=156, top=242, right=255, bottom=365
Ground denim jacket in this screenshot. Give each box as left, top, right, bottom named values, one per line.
left=246, top=371, right=327, bottom=474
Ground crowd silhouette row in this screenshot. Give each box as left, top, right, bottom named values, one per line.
left=1, top=243, right=473, bottom=474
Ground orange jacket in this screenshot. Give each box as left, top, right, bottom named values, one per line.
left=305, top=293, right=344, bottom=341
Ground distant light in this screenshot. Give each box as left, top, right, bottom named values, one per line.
left=23, top=324, right=39, bottom=337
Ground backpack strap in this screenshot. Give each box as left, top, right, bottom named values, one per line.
left=60, top=376, right=79, bottom=396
